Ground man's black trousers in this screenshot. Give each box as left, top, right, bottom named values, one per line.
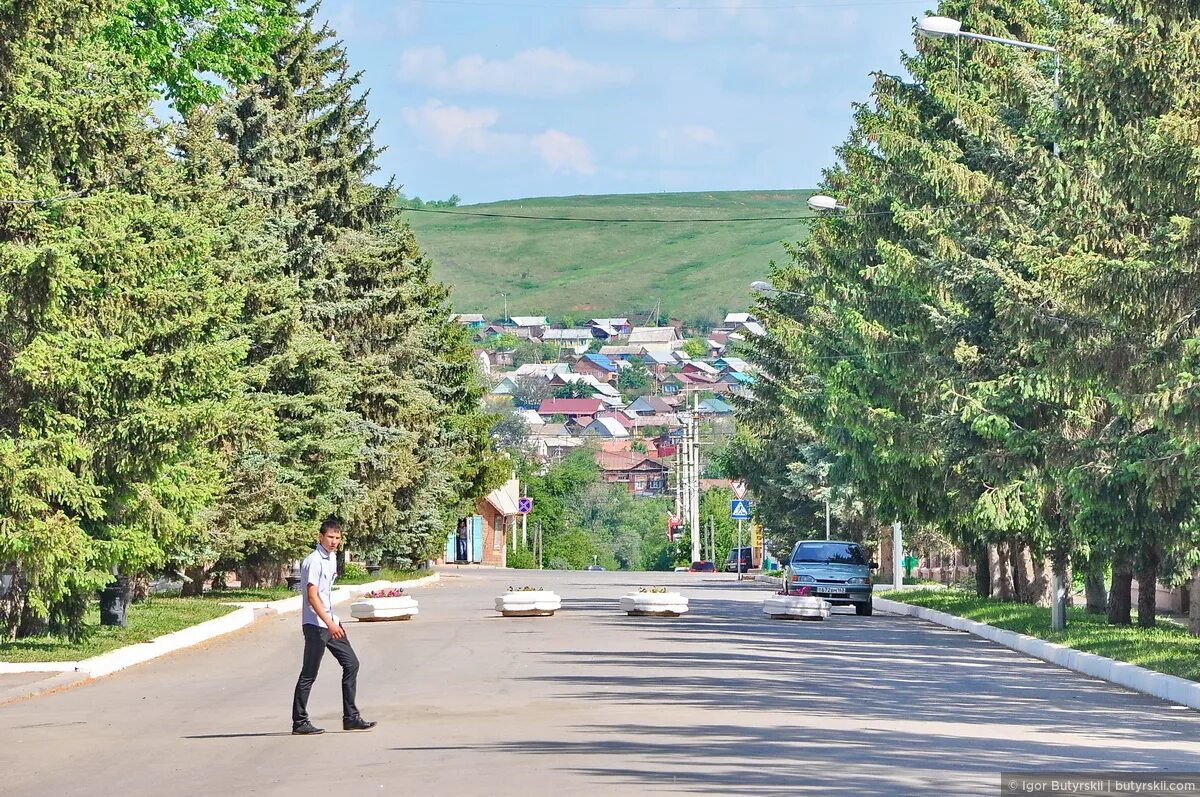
left=292, top=624, right=360, bottom=725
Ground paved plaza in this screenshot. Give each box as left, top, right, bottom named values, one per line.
left=4, top=569, right=1200, bottom=796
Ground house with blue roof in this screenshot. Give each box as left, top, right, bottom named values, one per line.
left=699, top=398, right=735, bottom=415
left=574, top=353, right=619, bottom=383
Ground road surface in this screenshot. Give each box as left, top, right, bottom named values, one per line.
left=3, top=569, right=1200, bottom=796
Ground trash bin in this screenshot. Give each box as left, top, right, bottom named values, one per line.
left=366, top=564, right=382, bottom=576
left=100, top=576, right=131, bottom=627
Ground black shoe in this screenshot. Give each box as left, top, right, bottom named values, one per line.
left=292, top=722, right=325, bottom=736
left=343, top=716, right=377, bottom=731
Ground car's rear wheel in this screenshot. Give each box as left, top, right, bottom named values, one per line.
left=855, top=600, right=873, bottom=616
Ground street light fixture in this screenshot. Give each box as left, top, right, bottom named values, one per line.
left=750, top=280, right=807, bottom=298
left=916, top=15, right=1057, bottom=54
left=806, top=194, right=847, bottom=212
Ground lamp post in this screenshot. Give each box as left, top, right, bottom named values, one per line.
left=918, top=14, right=1067, bottom=630
left=750, top=280, right=807, bottom=298
left=494, top=291, right=510, bottom=324
left=807, top=194, right=848, bottom=212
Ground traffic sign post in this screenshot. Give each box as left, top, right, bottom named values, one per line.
left=518, top=497, right=533, bottom=514
left=730, top=499, right=751, bottom=521
left=732, top=481, right=748, bottom=499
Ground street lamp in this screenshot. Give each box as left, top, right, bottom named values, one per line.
left=750, top=280, right=807, bottom=298
left=807, top=194, right=847, bottom=212
left=919, top=15, right=1067, bottom=630
left=916, top=15, right=1057, bottom=54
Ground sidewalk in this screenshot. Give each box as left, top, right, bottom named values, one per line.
left=0, top=573, right=440, bottom=705
left=877, top=595, right=1200, bottom=712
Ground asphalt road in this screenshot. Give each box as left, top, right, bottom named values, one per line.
left=3, top=569, right=1200, bottom=797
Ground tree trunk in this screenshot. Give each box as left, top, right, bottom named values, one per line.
left=1084, top=556, right=1107, bottom=614
left=1108, top=557, right=1133, bottom=625
left=1189, top=567, right=1200, bottom=636
left=130, top=575, right=150, bottom=604
left=991, top=542, right=1015, bottom=601
left=180, top=566, right=207, bottom=597
left=974, top=545, right=991, bottom=598
left=1020, top=553, right=1052, bottom=606
left=1136, top=542, right=1160, bottom=629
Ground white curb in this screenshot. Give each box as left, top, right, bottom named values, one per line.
left=877, top=597, right=1200, bottom=711
left=0, top=573, right=441, bottom=680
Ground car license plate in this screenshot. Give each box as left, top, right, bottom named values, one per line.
left=819, top=587, right=846, bottom=595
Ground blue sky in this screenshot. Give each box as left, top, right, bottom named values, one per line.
left=319, top=0, right=931, bottom=204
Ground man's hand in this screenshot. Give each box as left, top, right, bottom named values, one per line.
left=328, top=619, right=345, bottom=640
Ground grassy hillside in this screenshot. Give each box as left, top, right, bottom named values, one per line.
left=404, top=190, right=815, bottom=326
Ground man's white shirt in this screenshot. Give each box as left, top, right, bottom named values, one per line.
left=299, top=545, right=338, bottom=628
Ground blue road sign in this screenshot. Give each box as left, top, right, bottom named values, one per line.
left=731, top=499, right=751, bottom=520
left=518, top=497, right=533, bottom=515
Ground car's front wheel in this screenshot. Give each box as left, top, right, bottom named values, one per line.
left=855, top=600, right=873, bottom=616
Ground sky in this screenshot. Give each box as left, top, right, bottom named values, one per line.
left=318, top=0, right=931, bottom=205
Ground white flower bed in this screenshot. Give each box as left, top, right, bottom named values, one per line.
left=619, top=592, right=688, bottom=617
left=495, top=590, right=561, bottom=617
left=349, top=595, right=419, bottom=622
left=762, top=594, right=831, bottom=620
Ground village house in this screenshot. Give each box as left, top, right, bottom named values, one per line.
left=595, top=450, right=670, bottom=496
left=441, top=477, right=520, bottom=567
left=580, top=416, right=630, bottom=439
left=625, top=395, right=674, bottom=416
left=508, top=315, right=549, bottom=338
left=573, top=353, right=620, bottom=383
left=598, top=344, right=646, bottom=360
left=452, top=313, right=488, bottom=331
left=628, top=326, right=681, bottom=353
left=542, top=328, right=594, bottom=354
left=536, top=397, right=605, bottom=424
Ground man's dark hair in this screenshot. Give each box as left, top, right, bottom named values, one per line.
left=320, top=517, right=343, bottom=535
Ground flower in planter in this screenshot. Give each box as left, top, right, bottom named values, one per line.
left=362, top=588, right=406, bottom=599
left=777, top=586, right=812, bottom=596
left=638, top=587, right=670, bottom=593
left=508, top=585, right=544, bottom=592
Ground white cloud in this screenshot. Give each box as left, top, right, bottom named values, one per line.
left=659, top=125, right=721, bottom=147
left=531, top=130, right=596, bottom=175
left=404, top=101, right=596, bottom=175
left=401, top=101, right=517, bottom=156
left=398, top=47, right=631, bottom=98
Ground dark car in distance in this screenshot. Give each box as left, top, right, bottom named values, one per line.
left=724, top=547, right=754, bottom=572
left=688, top=560, right=716, bottom=573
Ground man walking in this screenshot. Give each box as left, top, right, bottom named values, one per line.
left=291, top=518, right=376, bottom=735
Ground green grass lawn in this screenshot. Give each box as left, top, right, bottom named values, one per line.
left=0, top=597, right=236, bottom=663
left=335, top=567, right=426, bottom=586
left=405, top=190, right=815, bottom=323
left=181, top=586, right=296, bottom=602
left=880, top=588, right=1200, bottom=683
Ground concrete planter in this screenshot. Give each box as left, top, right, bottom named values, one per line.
left=763, top=594, right=831, bottom=620
left=495, top=590, right=561, bottom=617
left=350, top=595, right=419, bottom=622
left=619, top=592, right=688, bottom=617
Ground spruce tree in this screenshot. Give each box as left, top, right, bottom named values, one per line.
left=0, top=0, right=246, bottom=636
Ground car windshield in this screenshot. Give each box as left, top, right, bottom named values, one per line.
left=792, top=543, right=867, bottom=565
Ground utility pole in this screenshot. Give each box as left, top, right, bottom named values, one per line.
left=521, top=484, right=528, bottom=546
left=536, top=521, right=543, bottom=570
left=689, top=392, right=701, bottom=563
left=892, top=519, right=903, bottom=591
left=825, top=491, right=831, bottom=540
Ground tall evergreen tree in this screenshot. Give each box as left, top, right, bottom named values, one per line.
left=0, top=0, right=246, bottom=636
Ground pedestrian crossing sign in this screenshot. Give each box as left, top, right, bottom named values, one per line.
left=730, top=499, right=751, bottom=520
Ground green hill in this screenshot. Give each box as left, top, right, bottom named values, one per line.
left=404, top=190, right=815, bottom=326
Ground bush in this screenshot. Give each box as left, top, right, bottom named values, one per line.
left=338, top=563, right=371, bottom=584
left=508, top=548, right=537, bottom=569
